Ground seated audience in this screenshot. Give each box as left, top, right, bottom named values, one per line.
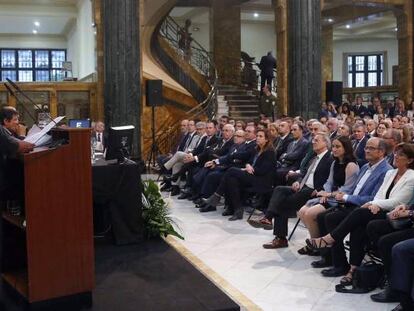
left=297, top=136, right=359, bottom=254
left=311, top=137, right=391, bottom=275
left=201, top=129, right=276, bottom=220
left=247, top=133, right=333, bottom=248
left=383, top=129, right=403, bottom=166
left=307, top=143, right=414, bottom=286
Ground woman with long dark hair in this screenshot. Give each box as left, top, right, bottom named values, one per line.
left=297, top=136, right=359, bottom=255
left=201, top=129, right=277, bottom=220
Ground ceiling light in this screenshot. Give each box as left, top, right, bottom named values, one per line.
left=32, top=29, right=38, bottom=34
left=328, top=18, right=334, bottom=23
left=34, top=21, right=40, bottom=27
left=346, top=24, right=351, bottom=29
left=192, top=27, right=200, bottom=32
left=253, top=13, right=259, bottom=18
left=395, top=27, right=398, bottom=31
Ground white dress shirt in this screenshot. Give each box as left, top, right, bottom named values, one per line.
left=304, top=150, right=329, bottom=189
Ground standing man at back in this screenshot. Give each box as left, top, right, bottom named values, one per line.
left=259, top=51, right=276, bottom=91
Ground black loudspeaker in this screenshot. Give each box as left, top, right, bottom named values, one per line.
left=146, top=80, right=163, bottom=106
left=326, top=81, right=343, bottom=106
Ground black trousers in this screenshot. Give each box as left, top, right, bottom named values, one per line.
left=391, top=239, right=414, bottom=308
left=260, top=75, right=273, bottom=90
left=331, top=207, right=387, bottom=266
left=216, top=167, right=255, bottom=214
left=367, top=220, right=414, bottom=278
left=317, top=206, right=355, bottom=269
left=266, top=186, right=314, bottom=238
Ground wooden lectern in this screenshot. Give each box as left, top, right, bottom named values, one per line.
left=1, top=128, right=94, bottom=305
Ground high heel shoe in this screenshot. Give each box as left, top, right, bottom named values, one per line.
left=306, top=237, right=333, bottom=251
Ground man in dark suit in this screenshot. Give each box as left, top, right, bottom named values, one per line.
left=352, top=123, right=368, bottom=166
left=197, top=126, right=257, bottom=208
left=0, top=107, right=33, bottom=199
left=258, top=51, right=276, bottom=90
left=275, top=122, right=309, bottom=185
left=190, top=124, right=235, bottom=197
left=248, top=133, right=333, bottom=248
left=352, top=96, right=369, bottom=118
left=275, top=121, right=293, bottom=161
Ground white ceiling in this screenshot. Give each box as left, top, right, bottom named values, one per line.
left=0, top=1, right=77, bottom=36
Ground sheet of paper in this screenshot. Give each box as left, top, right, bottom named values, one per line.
left=24, top=116, right=65, bottom=145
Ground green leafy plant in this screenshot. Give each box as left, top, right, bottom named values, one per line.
left=141, top=180, right=184, bottom=240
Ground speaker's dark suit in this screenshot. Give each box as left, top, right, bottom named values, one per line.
left=266, top=151, right=333, bottom=238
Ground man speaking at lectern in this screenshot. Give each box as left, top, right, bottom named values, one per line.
left=0, top=106, right=34, bottom=197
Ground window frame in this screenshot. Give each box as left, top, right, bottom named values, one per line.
left=343, top=51, right=388, bottom=88
left=0, top=48, right=67, bottom=82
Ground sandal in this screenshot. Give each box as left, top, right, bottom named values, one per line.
left=305, top=237, right=333, bottom=251
left=339, top=269, right=355, bottom=286
left=297, top=245, right=320, bottom=256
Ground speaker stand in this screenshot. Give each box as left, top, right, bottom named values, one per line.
left=146, top=105, right=160, bottom=171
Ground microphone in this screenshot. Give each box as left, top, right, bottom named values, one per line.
left=4, top=83, right=15, bottom=97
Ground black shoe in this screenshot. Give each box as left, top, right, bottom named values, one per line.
left=177, top=192, right=191, bottom=200
left=181, top=187, right=192, bottom=194
left=321, top=266, right=349, bottom=277
left=311, top=257, right=332, bottom=269
left=170, top=186, right=180, bottom=196
left=160, top=182, right=171, bottom=191
left=228, top=213, right=243, bottom=221
left=370, top=286, right=399, bottom=303
left=193, top=198, right=203, bottom=205
left=297, top=245, right=320, bottom=256
left=199, top=205, right=217, bottom=213
left=202, top=193, right=221, bottom=207
left=222, top=208, right=234, bottom=216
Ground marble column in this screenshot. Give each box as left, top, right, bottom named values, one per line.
left=102, top=0, right=141, bottom=158
left=321, top=25, right=333, bottom=103
left=274, top=0, right=288, bottom=116
left=287, top=0, right=322, bottom=118
left=210, top=0, right=241, bottom=85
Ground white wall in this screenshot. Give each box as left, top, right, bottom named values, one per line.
left=333, top=38, right=398, bottom=85
left=241, top=22, right=276, bottom=63
left=0, top=35, right=66, bottom=49
left=66, top=0, right=95, bottom=79
left=178, top=20, right=276, bottom=64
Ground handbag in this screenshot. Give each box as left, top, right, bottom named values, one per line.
left=335, top=261, right=384, bottom=294
left=387, top=213, right=414, bottom=230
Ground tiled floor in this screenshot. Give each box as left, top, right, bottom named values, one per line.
left=165, top=194, right=398, bottom=311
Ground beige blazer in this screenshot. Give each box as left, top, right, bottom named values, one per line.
left=370, top=169, right=414, bottom=211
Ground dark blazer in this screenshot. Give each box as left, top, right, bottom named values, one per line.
left=249, top=149, right=278, bottom=192
left=217, top=140, right=257, bottom=168
left=0, top=125, right=20, bottom=195
left=275, top=134, right=294, bottom=161
left=352, top=136, right=368, bottom=166
left=177, top=132, right=189, bottom=152
left=259, top=54, right=276, bottom=78
left=279, top=137, right=309, bottom=170
left=193, top=135, right=219, bottom=157
left=299, top=151, right=333, bottom=191
left=352, top=105, right=369, bottom=118
left=197, top=138, right=234, bottom=164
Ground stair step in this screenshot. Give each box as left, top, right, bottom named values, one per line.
left=219, top=90, right=251, bottom=95
left=229, top=106, right=258, bottom=111
left=224, top=95, right=258, bottom=100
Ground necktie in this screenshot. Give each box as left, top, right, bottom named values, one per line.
left=97, top=133, right=101, bottom=142
left=299, top=156, right=318, bottom=190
